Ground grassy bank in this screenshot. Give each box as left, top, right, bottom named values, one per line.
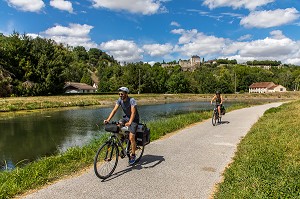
left=0, top=102, right=250, bottom=198
left=1, top=92, right=299, bottom=114
left=213, top=100, right=300, bottom=198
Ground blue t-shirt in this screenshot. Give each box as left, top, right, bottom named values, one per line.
left=116, top=97, right=139, bottom=123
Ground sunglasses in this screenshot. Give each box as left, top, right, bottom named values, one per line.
left=119, top=93, right=125, bottom=96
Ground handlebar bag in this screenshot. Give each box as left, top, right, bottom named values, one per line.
left=105, top=123, right=119, bottom=133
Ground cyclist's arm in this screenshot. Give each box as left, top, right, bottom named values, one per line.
left=211, top=95, right=216, bottom=104
left=104, top=104, right=119, bottom=123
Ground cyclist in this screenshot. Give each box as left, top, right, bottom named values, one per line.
left=210, top=90, right=224, bottom=118
left=104, top=86, right=140, bottom=165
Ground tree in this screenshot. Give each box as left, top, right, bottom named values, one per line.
left=166, top=72, right=190, bottom=93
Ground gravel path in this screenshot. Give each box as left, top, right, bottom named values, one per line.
left=23, top=102, right=283, bottom=199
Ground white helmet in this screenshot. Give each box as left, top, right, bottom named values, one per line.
left=118, top=87, right=129, bottom=93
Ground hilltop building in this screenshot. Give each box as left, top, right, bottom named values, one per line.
left=162, top=55, right=201, bottom=72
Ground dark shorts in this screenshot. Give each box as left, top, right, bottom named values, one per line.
left=118, top=118, right=138, bottom=135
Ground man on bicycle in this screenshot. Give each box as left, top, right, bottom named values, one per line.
left=104, top=86, right=139, bottom=165
left=210, top=90, right=223, bottom=118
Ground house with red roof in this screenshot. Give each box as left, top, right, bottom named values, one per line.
left=249, top=82, right=286, bottom=93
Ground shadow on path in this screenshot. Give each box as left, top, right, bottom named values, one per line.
left=101, top=154, right=165, bottom=182
left=219, top=120, right=230, bottom=125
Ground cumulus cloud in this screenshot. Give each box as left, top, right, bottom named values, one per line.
left=240, top=8, right=300, bottom=28
left=91, top=0, right=166, bottom=15
left=223, top=30, right=300, bottom=65
left=170, top=21, right=180, bottom=27
left=171, top=29, right=226, bottom=57
left=50, top=0, right=73, bottom=13
left=7, top=0, right=45, bottom=12
left=42, top=23, right=98, bottom=49
left=203, top=0, right=274, bottom=10
left=238, top=34, right=252, bottom=41
left=100, top=40, right=143, bottom=63
left=168, top=28, right=300, bottom=65
left=143, top=43, right=173, bottom=57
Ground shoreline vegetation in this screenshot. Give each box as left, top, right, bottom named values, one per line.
left=0, top=92, right=299, bottom=118
left=0, top=93, right=299, bottom=198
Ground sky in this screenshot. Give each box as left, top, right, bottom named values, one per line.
left=1, top=0, right=300, bottom=65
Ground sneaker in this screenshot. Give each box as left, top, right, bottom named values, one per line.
left=129, top=154, right=136, bottom=165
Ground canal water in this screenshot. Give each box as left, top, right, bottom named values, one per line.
left=0, top=101, right=232, bottom=170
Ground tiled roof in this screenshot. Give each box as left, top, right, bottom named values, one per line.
left=64, top=82, right=96, bottom=90
left=268, top=85, right=278, bottom=90
left=249, top=82, right=276, bottom=88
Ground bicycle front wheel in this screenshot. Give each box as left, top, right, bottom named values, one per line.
left=94, top=141, right=119, bottom=179
left=212, top=111, right=217, bottom=126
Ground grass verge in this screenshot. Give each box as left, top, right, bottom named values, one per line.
left=0, top=102, right=252, bottom=198
left=1, top=92, right=299, bottom=114
left=213, top=100, right=300, bottom=198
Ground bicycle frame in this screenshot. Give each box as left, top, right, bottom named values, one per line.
left=109, top=133, right=130, bottom=159
left=94, top=122, right=146, bottom=179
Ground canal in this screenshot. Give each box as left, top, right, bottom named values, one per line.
left=0, top=101, right=233, bottom=170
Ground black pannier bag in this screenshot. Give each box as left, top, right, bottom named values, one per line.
left=136, top=124, right=150, bottom=146
left=104, top=123, right=119, bottom=133
left=221, top=104, right=226, bottom=115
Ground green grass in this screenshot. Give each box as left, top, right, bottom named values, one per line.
left=1, top=92, right=299, bottom=113
left=0, top=102, right=255, bottom=198
left=213, top=100, right=300, bottom=198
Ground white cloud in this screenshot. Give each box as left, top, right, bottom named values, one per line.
left=223, top=31, right=300, bottom=64
left=143, top=43, right=173, bottom=57
left=168, top=28, right=300, bottom=65
left=240, top=8, right=300, bottom=28
left=170, top=21, right=180, bottom=27
left=171, top=29, right=226, bottom=57
left=237, top=34, right=252, bottom=41
left=44, top=23, right=92, bottom=37
left=7, top=0, right=45, bottom=12
left=91, top=0, right=165, bottom=15
left=26, top=33, right=40, bottom=39
left=42, top=23, right=98, bottom=49
left=50, top=0, right=73, bottom=13
left=203, top=0, right=274, bottom=10
left=100, top=40, right=143, bottom=63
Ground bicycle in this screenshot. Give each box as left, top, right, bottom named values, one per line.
left=212, top=105, right=221, bottom=126
left=94, top=121, right=150, bottom=179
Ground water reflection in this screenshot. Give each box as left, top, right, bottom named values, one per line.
left=0, top=101, right=224, bottom=170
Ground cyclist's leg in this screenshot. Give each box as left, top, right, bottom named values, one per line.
left=128, top=122, right=138, bottom=154
left=217, top=104, right=221, bottom=117
left=128, top=122, right=138, bottom=164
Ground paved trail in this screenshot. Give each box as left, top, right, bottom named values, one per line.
left=23, top=102, right=283, bottom=199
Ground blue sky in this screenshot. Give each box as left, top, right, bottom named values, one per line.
left=1, top=0, right=300, bottom=65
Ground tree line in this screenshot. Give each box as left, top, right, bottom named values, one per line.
left=1, top=33, right=300, bottom=97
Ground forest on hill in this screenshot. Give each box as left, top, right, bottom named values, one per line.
left=1, top=33, right=300, bottom=97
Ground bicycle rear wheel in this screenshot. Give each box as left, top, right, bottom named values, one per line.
left=135, top=145, right=145, bottom=163
left=94, top=141, right=119, bottom=179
